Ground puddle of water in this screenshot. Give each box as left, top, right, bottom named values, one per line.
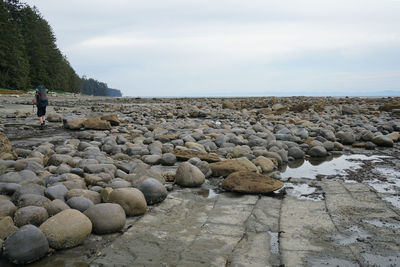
left=361, top=253, right=400, bottom=267
left=281, top=154, right=388, bottom=180
left=282, top=182, right=324, bottom=201
left=367, top=179, right=399, bottom=194
left=308, top=257, right=359, bottom=267
left=268, top=231, right=279, bottom=256
left=333, top=225, right=371, bottom=246
left=363, top=219, right=400, bottom=229
left=383, top=196, right=400, bottom=210
left=194, top=188, right=218, bottom=199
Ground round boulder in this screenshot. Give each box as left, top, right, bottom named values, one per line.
left=3, top=224, right=49, bottom=264
left=0, top=199, right=17, bottom=218
left=67, top=197, right=94, bottom=212
left=44, top=184, right=68, bottom=201
left=45, top=199, right=70, bottom=216
left=39, top=209, right=92, bottom=249
left=84, top=203, right=126, bottom=234
left=308, top=146, right=328, bottom=157
left=138, top=178, right=168, bottom=205
left=108, top=188, right=147, bottom=216
left=175, top=162, right=205, bottom=187
left=14, top=206, right=49, bottom=227
left=372, top=135, right=394, bottom=147
left=288, top=147, right=305, bottom=159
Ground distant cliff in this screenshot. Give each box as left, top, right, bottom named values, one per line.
left=80, top=77, right=122, bottom=97
left=108, top=88, right=122, bottom=97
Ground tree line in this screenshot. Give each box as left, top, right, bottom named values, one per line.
left=0, top=0, right=122, bottom=96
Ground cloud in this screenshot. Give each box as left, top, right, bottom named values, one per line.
left=27, top=0, right=400, bottom=96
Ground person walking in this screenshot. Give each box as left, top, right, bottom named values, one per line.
left=33, top=85, right=49, bottom=129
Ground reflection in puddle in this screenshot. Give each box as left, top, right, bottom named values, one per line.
left=332, top=225, right=371, bottom=246
left=383, top=196, right=400, bottom=209
left=194, top=189, right=218, bottom=199
left=363, top=219, right=400, bottom=229
left=281, top=154, right=389, bottom=179
left=282, top=182, right=323, bottom=201
left=361, top=253, right=400, bottom=267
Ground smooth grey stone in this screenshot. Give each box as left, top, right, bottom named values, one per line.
left=14, top=206, right=49, bottom=227
left=70, top=168, right=84, bottom=177
left=17, top=194, right=51, bottom=208
left=84, top=203, right=126, bottom=234
left=0, top=183, right=21, bottom=195
left=109, top=178, right=131, bottom=189
left=308, top=146, right=328, bottom=157
left=138, top=178, right=168, bottom=205
left=3, top=224, right=49, bottom=264
left=160, top=153, right=177, bottom=166
left=142, top=155, right=162, bottom=165
left=67, top=197, right=94, bottom=212
left=45, top=184, right=68, bottom=201
left=288, top=147, right=305, bottom=159
left=372, top=135, right=394, bottom=147
left=12, top=183, right=45, bottom=203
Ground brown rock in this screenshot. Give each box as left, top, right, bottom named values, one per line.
left=108, top=188, right=147, bottom=216
left=173, top=148, right=220, bottom=163
left=210, top=157, right=258, bottom=177
left=101, top=114, right=121, bottom=126
left=83, top=117, right=111, bottom=130
left=0, top=216, right=18, bottom=240
left=39, top=209, right=92, bottom=249
left=221, top=171, right=284, bottom=193
left=63, top=117, right=85, bottom=130
left=0, top=132, right=17, bottom=160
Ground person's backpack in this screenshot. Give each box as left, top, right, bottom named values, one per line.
left=35, top=85, right=48, bottom=107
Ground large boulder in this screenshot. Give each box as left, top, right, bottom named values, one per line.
left=288, top=147, right=305, bottom=159
left=63, top=117, right=85, bottom=130
left=0, top=199, right=17, bottom=218
left=84, top=203, right=126, bottom=234
left=0, top=216, right=18, bottom=240
left=39, top=209, right=92, bottom=249
left=14, top=206, right=49, bottom=227
left=175, top=162, right=205, bottom=187
left=3, top=224, right=49, bottom=264
left=372, top=135, right=394, bottom=147
left=83, top=117, right=111, bottom=130
left=336, top=131, right=355, bottom=145
left=45, top=199, right=70, bottom=216
left=308, top=146, right=328, bottom=157
left=221, top=171, right=284, bottom=194
left=44, top=184, right=68, bottom=201
left=67, top=197, right=94, bottom=212
left=0, top=132, right=17, bottom=160
left=253, top=156, right=276, bottom=173
left=138, top=178, right=168, bottom=205
left=108, top=188, right=147, bottom=216
left=210, top=157, right=258, bottom=177
left=47, top=113, right=63, bottom=122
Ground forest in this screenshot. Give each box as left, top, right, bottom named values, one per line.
left=0, top=0, right=121, bottom=96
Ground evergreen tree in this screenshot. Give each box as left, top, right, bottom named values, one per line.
left=0, top=0, right=29, bottom=89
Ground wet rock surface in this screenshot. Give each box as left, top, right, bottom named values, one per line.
left=0, top=95, right=400, bottom=266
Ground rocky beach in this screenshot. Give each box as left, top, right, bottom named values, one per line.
left=0, top=94, right=400, bottom=266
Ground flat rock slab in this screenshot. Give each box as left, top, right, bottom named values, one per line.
left=221, top=171, right=284, bottom=193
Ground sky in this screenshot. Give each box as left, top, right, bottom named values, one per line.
left=27, top=0, right=400, bottom=97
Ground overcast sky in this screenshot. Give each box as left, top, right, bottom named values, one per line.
left=27, top=0, right=400, bottom=97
